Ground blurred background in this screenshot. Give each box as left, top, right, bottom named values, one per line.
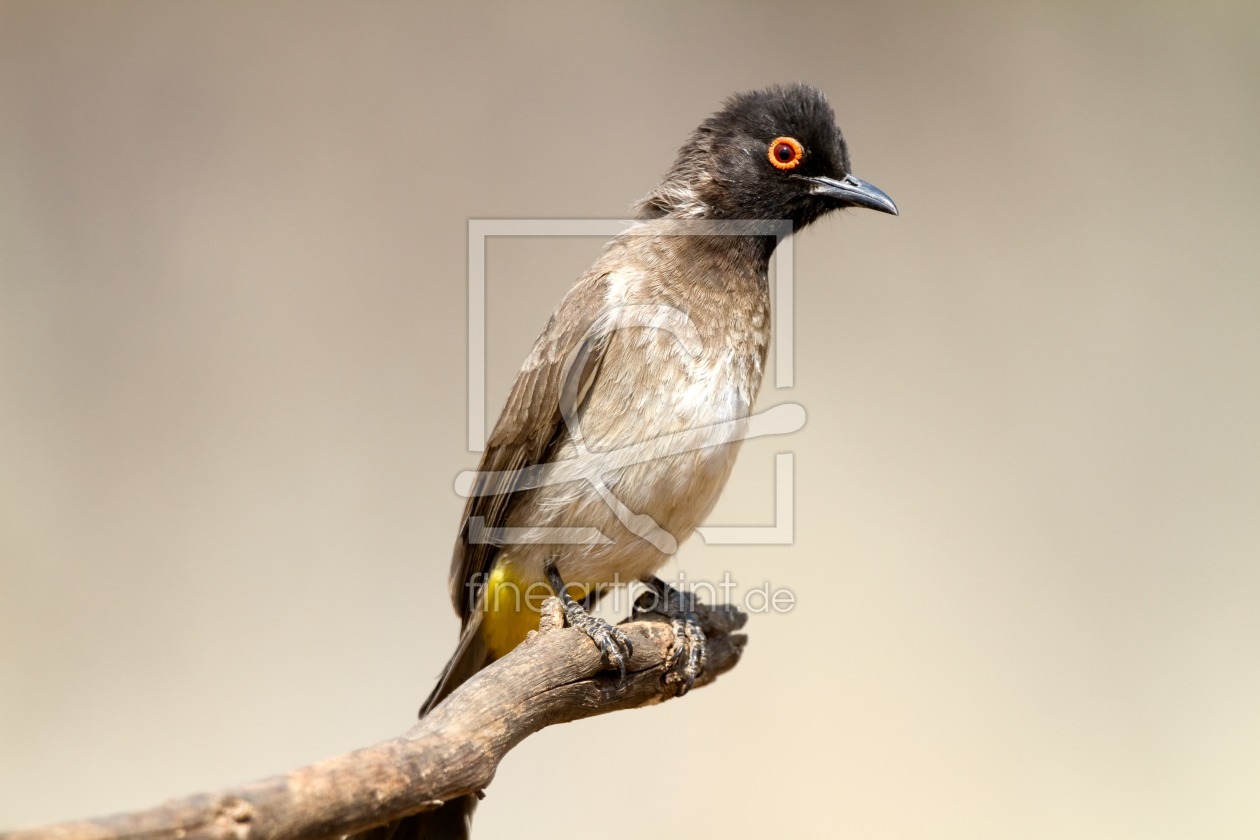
left=2, top=2, right=1258, bottom=837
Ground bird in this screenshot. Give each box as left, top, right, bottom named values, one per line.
left=365, top=82, right=896, bottom=840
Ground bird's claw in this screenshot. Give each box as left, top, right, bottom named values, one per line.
left=666, top=612, right=706, bottom=696
left=635, top=578, right=707, bottom=696
left=562, top=599, right=632, bottom=679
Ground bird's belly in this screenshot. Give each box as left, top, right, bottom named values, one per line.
left=503, top=360, right=756, bottom=586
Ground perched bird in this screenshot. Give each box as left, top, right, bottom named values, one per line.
left=368, top=82, right=896, bottom=840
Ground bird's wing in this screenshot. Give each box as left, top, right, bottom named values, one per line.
left=449, top=269, right=615, bottom=621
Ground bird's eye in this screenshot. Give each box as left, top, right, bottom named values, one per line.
left=768, top=136, right=805, bottom=170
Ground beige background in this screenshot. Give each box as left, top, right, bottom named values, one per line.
left=2, top=2, right=1258, bottom=837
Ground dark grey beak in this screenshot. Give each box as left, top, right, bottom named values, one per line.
left=806, top=173, right=898, bottom=216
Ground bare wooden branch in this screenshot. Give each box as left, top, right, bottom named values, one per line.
left=3, top=602, right=746, bottom=840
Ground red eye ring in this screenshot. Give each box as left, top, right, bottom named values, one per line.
left=768, top=136, right=805, bottom=170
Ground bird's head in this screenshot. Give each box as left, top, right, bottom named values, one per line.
left=637, top=83, right=897, bottom=229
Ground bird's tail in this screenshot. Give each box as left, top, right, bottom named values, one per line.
left=351, top=615, right=492, bottom=840
left=419, top=610, right=491, bottom=716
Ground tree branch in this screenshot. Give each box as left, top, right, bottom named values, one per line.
left=3, top=601, right=747, bottom=840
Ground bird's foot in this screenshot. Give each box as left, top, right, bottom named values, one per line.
left=562, top=599, right=632, bottom=680
left=545, top=562, right=631, bottom=679
left=635, top=577, right=707, bottom=696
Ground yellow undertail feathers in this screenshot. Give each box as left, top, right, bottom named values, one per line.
left=479, top=555, right=597, bottom=660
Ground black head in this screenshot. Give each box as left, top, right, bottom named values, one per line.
left=637, top=83, right=897, bottom=229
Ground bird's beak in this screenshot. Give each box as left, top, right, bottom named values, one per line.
left=806, top=173, right=898, bottom=216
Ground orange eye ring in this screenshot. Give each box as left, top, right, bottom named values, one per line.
left=768, top=136, right=805, bottom=170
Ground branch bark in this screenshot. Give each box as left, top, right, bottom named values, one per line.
left=3, top=601, right=746, bottom=840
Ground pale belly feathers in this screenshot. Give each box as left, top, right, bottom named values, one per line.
left=499, top=266, right=770, bottom=586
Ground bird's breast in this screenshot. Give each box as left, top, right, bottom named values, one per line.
left=590, top=265, right=770, bottom=447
